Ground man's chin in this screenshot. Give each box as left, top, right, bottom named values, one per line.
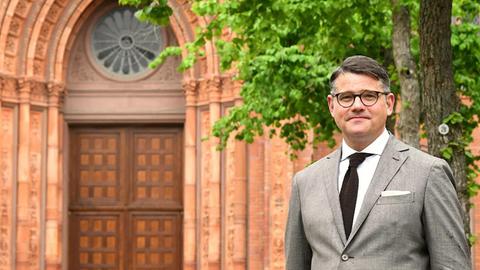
left=344, top=126, right=369, bottom=136
left=344, top=129, right=372, bottom=141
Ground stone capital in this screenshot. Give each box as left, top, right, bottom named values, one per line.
left=0, top=74, right=5, bottom=88
left=47, top=82, right=65, bottom=97
left=47, top=82, right=66, bottom=107
left=0, top=74, right=5, bottom=100
left=47, top=82, right=65, bottom=104
left=207, top=76, right=222, bottom=91
left=183, top=79, right=198, bottom=106
left=183, top=79, right=197, bottom=95
left=207, top=76, right=222, bottom=102
left=17, top=78, right=32, bottom=103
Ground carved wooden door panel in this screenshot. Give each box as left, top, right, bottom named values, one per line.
left=69, top=127, right=182, bottom=270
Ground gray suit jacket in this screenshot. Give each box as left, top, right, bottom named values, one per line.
left=285, top=136, right=471, bottom=270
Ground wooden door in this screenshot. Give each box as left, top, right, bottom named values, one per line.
left=69, top=127, right=183, bottom=270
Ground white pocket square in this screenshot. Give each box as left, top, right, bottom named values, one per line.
left=381, top=190, right=411, bottom=197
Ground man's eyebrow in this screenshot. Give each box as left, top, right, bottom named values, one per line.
left=334, top=89, right=380, bottom=93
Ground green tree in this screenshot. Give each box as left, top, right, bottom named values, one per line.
left=420, top=0, right=467, bottom=236
left=120, top=0, right=394, bottom=150
left=391, top=0, right=421, bottom=148
left=425, top=0, right=480, bottom=240
left=119, top=0, right=480, bottom=239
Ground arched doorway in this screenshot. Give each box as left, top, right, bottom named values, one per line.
left=64, top=3, right=185, bottom=269
left=68, top=126, right=183, bottom=270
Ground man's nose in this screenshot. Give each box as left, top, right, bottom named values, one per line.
left=351, top=95, right=365, bottom=109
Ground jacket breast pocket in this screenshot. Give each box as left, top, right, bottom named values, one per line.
left=376, top=192, right=415, bottom=205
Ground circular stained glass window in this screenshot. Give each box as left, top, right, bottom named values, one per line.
left=91, top=8, right=163, bottom=77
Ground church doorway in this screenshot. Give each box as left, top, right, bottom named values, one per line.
left=68, top=126, right=183, bottom=270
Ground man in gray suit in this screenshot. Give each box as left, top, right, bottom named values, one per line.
left=285, top=55, right=471, bottom=269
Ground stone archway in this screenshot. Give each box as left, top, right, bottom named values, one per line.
left=63, top=2, right=186, bottom=270
left=0, top=1, right=301, bottom=270
left=0, top=1, right=204, bottom=269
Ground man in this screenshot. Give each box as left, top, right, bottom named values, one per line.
left=285, top=55, right=471, bottom=269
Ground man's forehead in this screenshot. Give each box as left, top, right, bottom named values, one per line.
left=334, top=89, right=381, bottom=94
left=333, top=73, right=383, bottom=91
left=335, top=72, right=381, bottom=82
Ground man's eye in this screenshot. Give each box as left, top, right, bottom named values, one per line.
left=362, top=93, right=377, bottom=100
left=339, top=95, right=353, bottom=101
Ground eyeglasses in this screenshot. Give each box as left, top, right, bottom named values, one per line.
left=332, top=90, right=387, bottom=108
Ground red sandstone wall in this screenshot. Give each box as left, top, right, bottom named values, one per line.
left=0, top=1, right=479, bottom=270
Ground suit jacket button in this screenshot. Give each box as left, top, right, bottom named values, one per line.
left=341, top=254, right=349, bottom=261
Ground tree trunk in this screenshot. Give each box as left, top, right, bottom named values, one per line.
left=391, top=0, right=420, bottom=148
left=419, top=0, right=469, bottom=236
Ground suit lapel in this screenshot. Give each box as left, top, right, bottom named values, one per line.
left=321, top=149, right=347, bottom=244
left=346, top=137, right=409, bottom=245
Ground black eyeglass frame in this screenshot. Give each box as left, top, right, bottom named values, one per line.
left=331, top=90, right=388, bottom=108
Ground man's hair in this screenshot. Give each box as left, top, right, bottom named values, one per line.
left=329, top=55, right=390, bottom=93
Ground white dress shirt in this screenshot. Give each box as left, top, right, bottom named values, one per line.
left=338, top=129, right=390, bottom=227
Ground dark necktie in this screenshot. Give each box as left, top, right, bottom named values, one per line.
left=340, top=152, right=372, bottom=239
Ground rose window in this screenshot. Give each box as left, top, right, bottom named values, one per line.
left=91, top=8, right=163, bottom=77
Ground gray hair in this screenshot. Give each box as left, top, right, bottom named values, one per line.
left=329, top=55, right=390, bottom=93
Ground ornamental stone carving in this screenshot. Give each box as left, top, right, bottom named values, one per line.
left=30, top=81, right=48, bottom=104
left=183, top=80, right=198, bottom=106
left=225, top=130, right=236, bottom=268
left=0, top=108, right=14, bottom=270
left=197, top=80, right=209, bottom=104
left=35, top=40, right=47, bottom=60
left=33, top=60, right=43, bottom=77
left=90, top=8, right=163, bottom=78
left=47, top=82, right=64, bottom=107
left=200, top=109, right=211, bottom=269
left=27, top=111, right=43, bottom=268
left=9, top=16, right=22, bottom=36
left=6, top=36, right=16, bottom=54
left=1, top=75, right=18, bottom=101
left=47, top=3, right=62, bottom=23
left=69, top=43, right=98, bottom=82
left=151, top=57, right=183, bottom=82
left=40, top=22, right=52, bottom=40
left=4, top=56, right=14, bottom=73
left=14, top=1, right=29, bottom=17
left=270, top=138, right=290, bottom=269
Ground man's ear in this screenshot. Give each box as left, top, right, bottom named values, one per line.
left=327, top=95, right=335, bottom=116
left=386, top=93, right=395, bottom=116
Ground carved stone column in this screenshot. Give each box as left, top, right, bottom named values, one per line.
left=199, top=104, right=211, bottom=270
left=223, top=80, right=247, bottom=269
left=247, top=136, right=266, bottom=269
left=57, top=93, right=65, bottom=270
left=45, top=82, right=63, bottom=270
left=0, top=75, right=3, bottom=182
left=183, top=80, right=197, bottom=270
left=15, top=79, right=32, bottom=270
left=0, top=74, right=5, bottom=270
left=207, top=76, right=221, bottom=270
left=266, top=137, right=292, bottom=270
left=232, top=95, right=247, bottom=270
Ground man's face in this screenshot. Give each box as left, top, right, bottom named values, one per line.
left=327, top=72, right=395, bottom=150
